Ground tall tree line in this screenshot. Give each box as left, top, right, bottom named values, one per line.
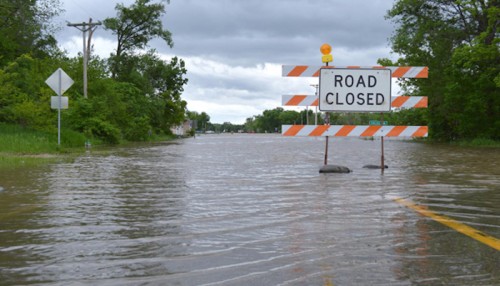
left=382, top=0, right=499, bottom=141
left=0, top=0, right=188, bottom=144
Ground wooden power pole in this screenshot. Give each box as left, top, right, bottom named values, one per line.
left=67, top=18, right=102, bottom=99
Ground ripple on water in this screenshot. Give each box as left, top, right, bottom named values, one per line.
left=0, top=135, right=498, bottom=285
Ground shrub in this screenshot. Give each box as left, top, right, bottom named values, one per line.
left=124, top=116, right=151, bottom=141
left=83, top=118, right=121, bottom=145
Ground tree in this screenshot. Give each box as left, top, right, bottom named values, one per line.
left=254, top=107, right=285, bottom=133
left=0, top=0, right=190, bottom=144
left=187, top=111, right=211, bottom=132
left=102, top=0, right=188, bottom=135
left=244, top=116, right=258, bottom=132
left=0, top=0, right=61, bottom=67
left=279, top=110, right=300, bottom=125
left=0, top=54, right=62, bottom=129
left=115, top=51, right=188, bottom=132
left=104, top=0, right=173, bottom=78
left=199, top=112, right=210, bottom=132
left=385, top=0, right=499, bottom=141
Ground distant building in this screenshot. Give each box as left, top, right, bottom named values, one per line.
left=170, top=120, right=193, bottom=137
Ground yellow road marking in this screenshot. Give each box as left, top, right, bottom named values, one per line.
left=394, top=197, right=500, bottom=251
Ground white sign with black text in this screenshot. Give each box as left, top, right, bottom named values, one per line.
left=319, top=68, right=391, bottom=112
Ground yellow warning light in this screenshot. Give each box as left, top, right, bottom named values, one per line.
left=322, top=54, right=333, bottom=63
left=320, top=43, right=333, bottom=63
left=320, top=43, right=332, bottom=55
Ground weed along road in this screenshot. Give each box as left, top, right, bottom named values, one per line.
left=0, top=134, right=499, bottom=285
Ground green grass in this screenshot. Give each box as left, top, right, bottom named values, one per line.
left=456, top=138, right=500, bottom=147
left=0, top=123, right=178, bottom=170
left=0, top=123, right=57, bottom=153
left=0, top=123, right=88, bottom=169
left=0, top=123, right=90, bottom=153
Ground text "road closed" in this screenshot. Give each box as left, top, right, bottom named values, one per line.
left=319, top=68, right=392, bottom=112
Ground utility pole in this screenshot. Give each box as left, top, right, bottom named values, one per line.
left=67, top=18, right=102, bottom=99
left=310, top=84, right=319, bottom=125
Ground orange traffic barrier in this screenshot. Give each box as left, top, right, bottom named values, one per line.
left=282, top=125, right=428, bottom=137
left=282, top=65, right=428, bottom=78
left=282, top=95, right=427, bottom=108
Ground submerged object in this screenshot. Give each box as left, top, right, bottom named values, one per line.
left=363, top=164, right=388, bottom=169
left=319, top=165, right=351, bottom=173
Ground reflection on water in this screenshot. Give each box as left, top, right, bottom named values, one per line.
left=0, top=135, right=498, bottom=285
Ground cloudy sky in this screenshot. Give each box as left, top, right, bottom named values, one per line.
left=54, top=0, right=401, bottom=124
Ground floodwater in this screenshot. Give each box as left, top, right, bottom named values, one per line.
left=0, top=134, right=498, bottom=285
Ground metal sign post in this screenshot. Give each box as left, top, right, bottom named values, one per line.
left=321, top=45, right=332, bottom=167
left=46, top=68, right=74, bottom=145
left=58, top=70, right=61, bottom=145
left=380, top=112, right=385, bottom=173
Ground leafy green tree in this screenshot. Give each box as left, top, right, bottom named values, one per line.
left=104, top=0, right=173, bottom=78
left=279, top=110, right=300, bottom=125
left=254, top=107, right=285, bottom=133
left=103, top=0, right=188, bottom=136
left=0, top=0, right=61, bottom=67
left=199, top=112, right=210, bottom=131
left=187, top=111, right=214, bottom=132
left=244, top=116, right=257, bottom=132
left=65, top=80, right=128, bottom=144
left=0, top=55, right=62, bottom=130
left=111, top=52, right=188, bottom=133
left=385, top=0, right=499, bottom=141
left=186, top=111, right=199, bottom=130
left=216, top=122, right=243, bottom=133
left=0, top=0, right=190, bottom=145
left=143, top=54, right=189, bottom=132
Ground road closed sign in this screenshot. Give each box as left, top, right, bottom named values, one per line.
left=319, top=68, right=391, bottom=112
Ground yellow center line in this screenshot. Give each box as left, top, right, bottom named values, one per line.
left=393, top=197, right=500, bottom=251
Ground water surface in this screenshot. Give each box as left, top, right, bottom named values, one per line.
left=1, top=134, right=498, bottom=285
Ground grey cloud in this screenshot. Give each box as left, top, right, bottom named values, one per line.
left=57, top=0, right=395, bottom=66
left=56, top=0, right=399, bottom=123
left=192, top=75, right=265, bottom=94
left=163, top=0, right=394, bottom=65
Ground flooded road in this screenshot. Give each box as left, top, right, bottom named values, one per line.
left=1, top=134, right=499, bottom=285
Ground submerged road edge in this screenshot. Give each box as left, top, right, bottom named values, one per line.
left=393, top=197, right=500, bottom=251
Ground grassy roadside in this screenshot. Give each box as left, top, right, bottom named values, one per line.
left=0, top=123, right=85, bottom=169
left=0, top=123, right=179, bottom=170
left=454, top=138, right=500, bottom=147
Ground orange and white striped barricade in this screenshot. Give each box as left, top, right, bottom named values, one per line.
left=282, top=65, right=428, bottom=78
left=282, top=125, right=428, bottom=137
left=390, top=96, right=428, bottom=108
left=282, top=95, right=318, bottom=106
left=282, top=95, right=428, bottom=108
